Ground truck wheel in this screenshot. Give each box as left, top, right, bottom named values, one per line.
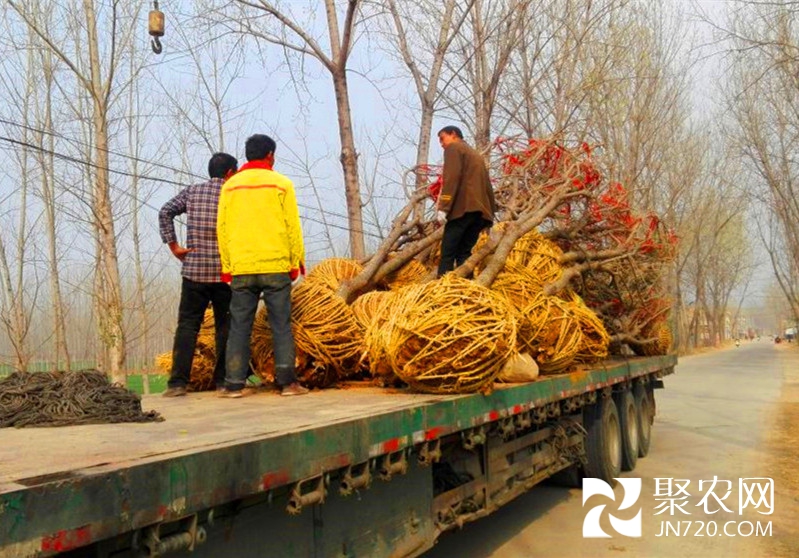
left=583, top=397, right=622, bottom=484
left=615, top=390, right=639, bottom=471
left=634, top=384, right=654, bottom=458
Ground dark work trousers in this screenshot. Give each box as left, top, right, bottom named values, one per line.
left=225, top=273, right=297, bottom=391
left=437, top=211, right=492, bottom=277
left=169, top=278, right=232, bottom=389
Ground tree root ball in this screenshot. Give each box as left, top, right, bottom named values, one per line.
left=565, top=293, right=610, bottom=363
left=523, top=293, right=583, bottom=374
left=383, top=275, right=517, bottom=394
left=634, top=319, right=673, bottom=356
left=356, top=291, right=399, bottom=380
left=382, top=258, right=428, bottom=290
left=291, top=278, right=364, bottom=380
left=307, top=258, right=364, bottom=291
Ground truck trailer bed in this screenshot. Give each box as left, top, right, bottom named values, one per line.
left=0, top=355, right=675, bottom=556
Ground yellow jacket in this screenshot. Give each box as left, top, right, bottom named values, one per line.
left=217, top=162, right=305, bottom=276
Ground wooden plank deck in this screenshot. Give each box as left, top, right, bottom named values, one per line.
left=0, top=386, right=447, bottom=488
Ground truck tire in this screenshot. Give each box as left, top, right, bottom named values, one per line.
left=634, top=384, right=654, bottom=458
left=583, top=397, right=622, bottom=485
left=615, top=390, right=639, bottom=471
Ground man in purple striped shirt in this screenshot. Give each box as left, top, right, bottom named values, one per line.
left=159, top=153, right=238, bottom=397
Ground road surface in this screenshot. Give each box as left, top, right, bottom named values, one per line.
left=424, top=341, right=799, bottom=558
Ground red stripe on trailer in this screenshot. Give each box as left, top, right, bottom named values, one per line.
left=383, top=438, right=401, bottom=453
left=425, top=427, right=445, bottom=440
left=41, top=526, right=91, bottom=553
left=262, top=470, right=291, bottom=490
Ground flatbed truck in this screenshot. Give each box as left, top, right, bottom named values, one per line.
left=0, top=354, right=676, bottom=557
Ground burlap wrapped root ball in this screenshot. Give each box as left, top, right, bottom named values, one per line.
left=383, top=275, right=517, bottom=394
left=291, top=278, right=365, bottom=385
left=353, top=290, right=399, bottom=380
left=522, top=293, right=583, bottom=374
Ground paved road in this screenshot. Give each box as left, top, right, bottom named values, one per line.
left=424, top=341, right=799, bottom=558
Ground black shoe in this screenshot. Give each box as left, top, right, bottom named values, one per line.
left=162, top=386, right=187, bottom=397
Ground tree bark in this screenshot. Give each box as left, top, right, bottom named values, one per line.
left=84, top=0, right=126, bottom=384
left=331, top=71, right=366, bottom=259
left=37, top=47, right=71, bottom=370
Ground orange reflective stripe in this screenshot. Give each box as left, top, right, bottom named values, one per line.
left=226, top=183, right=286, bottom=193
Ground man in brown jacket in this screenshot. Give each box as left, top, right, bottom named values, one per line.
left=436, top=125, right=497, bottom=276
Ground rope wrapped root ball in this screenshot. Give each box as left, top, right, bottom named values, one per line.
left=522, top=293, right=583, bottom=374
left=473, top=225, right=544, bottom=274
left=525, top=239, right=564, bottom=287
left=634, top=319, right=673, bottom=356
left=291, top=278, right=365, bottom=384
left=382, top=258, right=428, bottom=290
left=490, top=262, right=544, bottom=351
left=307, top=258, right=363, bottom=291
left=565, top=294, right=610, bottom=363
left=384, top=275, right=517, bottom=394
left=355, top=291, right=399, bottom=380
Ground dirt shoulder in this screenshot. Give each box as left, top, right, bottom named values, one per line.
left=764, top=344, right=799, bottom=557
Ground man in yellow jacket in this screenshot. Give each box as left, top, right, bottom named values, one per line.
left=217, top=134, right=308, bottom=397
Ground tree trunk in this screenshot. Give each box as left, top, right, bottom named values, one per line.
left=331, top=71, right=365, bottom=259
left=38, top=50, right=71, bottom=370
left=85, top=0, right=126, bottom=384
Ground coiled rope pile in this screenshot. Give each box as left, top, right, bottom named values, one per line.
left=0, top=370, right=162, bottom=428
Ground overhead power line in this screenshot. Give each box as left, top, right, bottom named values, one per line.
left=0, top=133, right=388, bottom=240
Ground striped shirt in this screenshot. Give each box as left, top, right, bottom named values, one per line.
left=159, top=178, right=225, bottom=283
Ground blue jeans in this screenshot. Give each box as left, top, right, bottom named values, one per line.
left=225, top=273, right=297, bottom=390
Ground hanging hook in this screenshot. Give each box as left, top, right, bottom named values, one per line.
left=148, top=0, right=165, bottom=55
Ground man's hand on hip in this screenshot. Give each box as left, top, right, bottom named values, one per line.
left=168, top=241, right=193, bottom=261
left=436, top=210, right=448, bottom=225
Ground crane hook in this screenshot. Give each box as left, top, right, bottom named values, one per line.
left=148, top=0, right=165, bottom=55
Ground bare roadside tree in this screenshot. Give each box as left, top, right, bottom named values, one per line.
left=6, top=0, right=140, bottom=383
left=30, top=33, right=72, bottom=370
left=380, top=0, right=473, bottom=177
left=0, top=25, right=42, bottom=371
left=439, top=0, right=530, bottom=151
left=211, top=0, right=368, bottom=258
left=713, top=1, right=799, bottom=322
